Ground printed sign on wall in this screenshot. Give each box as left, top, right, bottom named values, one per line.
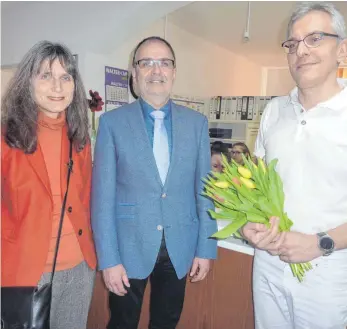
left=105, top=66, right=129, bottom=111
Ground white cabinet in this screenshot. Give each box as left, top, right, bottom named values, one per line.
left=208, top=120, right=259, bottom=154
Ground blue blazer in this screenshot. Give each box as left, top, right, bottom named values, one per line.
left=91, top=100, right=217, bottom=279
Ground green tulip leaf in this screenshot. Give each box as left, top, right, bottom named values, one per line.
left=211, top=217, right=247, bottom=239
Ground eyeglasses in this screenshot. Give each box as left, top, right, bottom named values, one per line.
left=282, top=32, right=339, bottom=54
left=212, top=164, right=225, bottom=169
left=135, top=58, right=175, bottom=70
left=231, top=151, right=243, bottom=156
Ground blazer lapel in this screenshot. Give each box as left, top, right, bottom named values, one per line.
left=26, top=142, right=52, bottom=203
left=126, top=100, right=163, bottom=187
left=164, top=102, right=184, bottom=188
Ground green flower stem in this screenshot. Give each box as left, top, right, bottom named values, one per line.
left=92, top=111, right=95, bottom=131
left=204, top=157, right=313, bottom=283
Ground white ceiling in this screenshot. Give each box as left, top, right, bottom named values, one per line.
left=169, top=1, right=347, bottom=67
left=2, top=1, right=346, bottom=68
left=1, top=1, right=190, bottom=67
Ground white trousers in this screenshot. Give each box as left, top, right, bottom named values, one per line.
left=253, top=249, right=347, bottom=329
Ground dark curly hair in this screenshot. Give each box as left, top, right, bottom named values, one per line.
left=1, top=41, right=89, bottom=153
left=211, top=141, right=230, bottom=161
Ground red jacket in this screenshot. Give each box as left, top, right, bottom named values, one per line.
left=1, top=128, right=97, bottom=286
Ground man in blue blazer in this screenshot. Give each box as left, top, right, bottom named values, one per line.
left=91, top=36, right=217, bottom=329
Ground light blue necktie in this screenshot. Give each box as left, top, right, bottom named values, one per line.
left=150, top=110, right=170, bottom=184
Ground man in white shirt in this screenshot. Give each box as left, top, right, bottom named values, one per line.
left=241, top=2, right=347, bottom=329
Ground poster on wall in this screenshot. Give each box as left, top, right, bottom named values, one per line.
left=105, top=66, right=129, bottom=111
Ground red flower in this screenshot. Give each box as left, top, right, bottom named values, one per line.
left=88, top=90, right=104, bottom=112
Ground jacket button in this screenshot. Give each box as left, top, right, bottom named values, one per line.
left=68, top=206, right=72, bottom=213
left=157, top=225, right=163, bottom=231
left=78, top=229, right=83, bottom=236
left=161, top=193, right=167, bottom=198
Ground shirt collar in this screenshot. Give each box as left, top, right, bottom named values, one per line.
left=289, top=78, right=347, bottom=111
left=140, top=98, right=171, bottom=119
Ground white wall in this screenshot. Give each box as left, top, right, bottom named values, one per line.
left=83, top=18, right=263, bottom=108
left=169, top=22, right=262, bottom=97
left=1, top=7, right=263, bottom=127
left=1, top=68, right=16, bottom=98
left=264, top=67, right=295, bottom=96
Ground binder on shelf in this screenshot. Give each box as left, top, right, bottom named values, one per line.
left=220, top=97, right=226, bottom=120
left=214, top=97, right=219, bottom=119
left=258, top=97, right=265, bottom=118
left=241, top=96, right=248, bottom=121
left=209, top=97, right=216, bottom=120
left=230, top=97, right=237, bottom=120
left=247, top=96, right=254, bottom=120
left=224, top=97, right=232, bottom=121
left=253, top=97, right=260, bottom=121
left=206, top=94, right=278, bottom=122
left=204, top=99, right=211, bottom=118
left=222, top=97, right=227, bottom=120
left=236, top=97, right=243, bottom=121
left=215, top=96, right=222, bottom=120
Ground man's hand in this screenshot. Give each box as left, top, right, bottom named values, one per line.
left=278, top=231, right=322, bottom=263
left=190, top=257, right=211, bottom=283
left=241, top=216, right=323, bottom=263
left=241, top=217, right=285, bottom=254
left=102, top=264, right=130, bottom=296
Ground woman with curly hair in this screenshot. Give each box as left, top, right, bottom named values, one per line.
left=1, top=41, right=96, bottom=329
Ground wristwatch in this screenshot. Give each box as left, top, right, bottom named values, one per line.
left=317, top=232, right=335, bottom=256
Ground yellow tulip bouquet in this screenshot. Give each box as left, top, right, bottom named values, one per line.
left=203, top=155, right=312, bottom=282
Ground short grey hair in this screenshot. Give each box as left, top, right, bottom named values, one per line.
left=287, top=2, right=346, bottom=40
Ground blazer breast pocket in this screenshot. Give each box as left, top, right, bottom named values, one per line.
left=116, top=203, right=136, bottom=219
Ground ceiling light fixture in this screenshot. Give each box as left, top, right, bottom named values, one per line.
left=243, top=1, right=251, bottom=42
left=164, top=14, right=168, bottom=40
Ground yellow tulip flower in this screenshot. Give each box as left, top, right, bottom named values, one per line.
left=238, top=166, right=252, bottom=179
left=214, top=181, right=230, bottom=189
left=240, top=177, right=256, bottom=189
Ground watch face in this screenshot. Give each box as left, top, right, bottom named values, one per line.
left=321, top=237, right=334, bottom=250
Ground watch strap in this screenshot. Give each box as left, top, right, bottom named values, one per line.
left=317, top=231, right=334, bottom=256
